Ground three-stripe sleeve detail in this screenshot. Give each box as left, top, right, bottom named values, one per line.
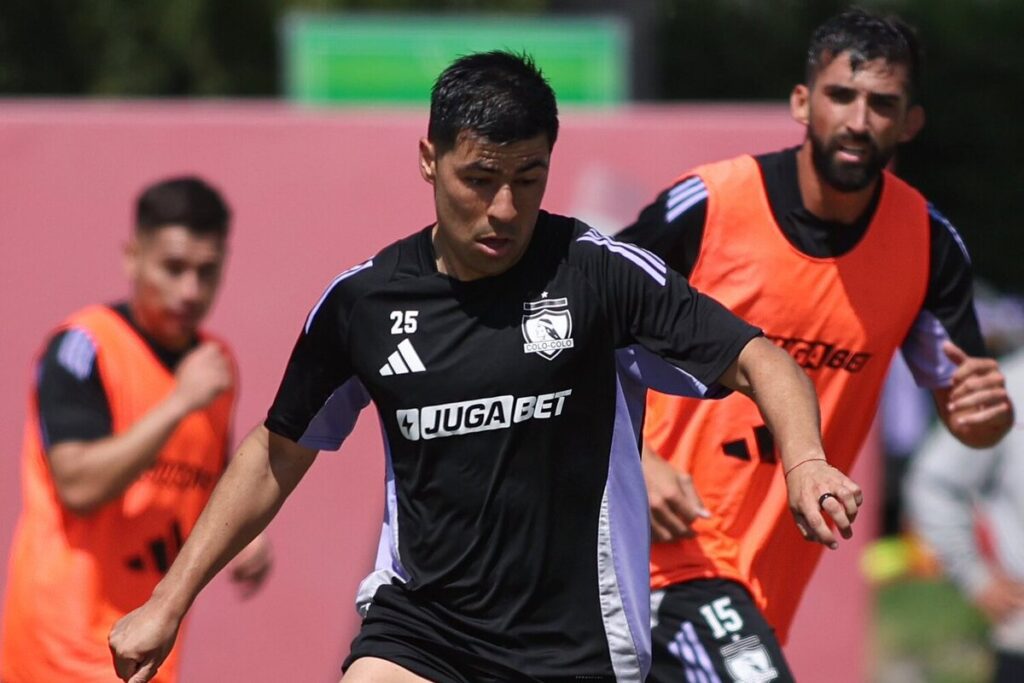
left=665, top=177, right=708, bottom=224
left=577, top=228, right=668, bottom=286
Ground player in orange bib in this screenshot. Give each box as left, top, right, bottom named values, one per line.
left=0, top=177, right=271, bottom=683
left=618, top=9, right=1015, bottom=682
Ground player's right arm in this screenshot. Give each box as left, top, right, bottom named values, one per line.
left=42, top=332, right=232, bottom=514
left=109, top=265, right=373, bottom=682
left=108, top=426, right=316, bottom=683
left=642, top=441, right=710, bottom=542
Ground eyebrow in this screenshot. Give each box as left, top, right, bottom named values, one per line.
left=869, top=93, right=902, bottom=104
left=823, top=83, right=904, bottom=101
left=461, top=158, right=550, bottom=174
left=515, top=159, right=549, bottom=173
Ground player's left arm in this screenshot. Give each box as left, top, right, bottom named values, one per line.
left=582, top=227, right=863, bottom=548
left=905, top=207, right=1014, bottom=448
left=718, top=337, right=863, bottom=549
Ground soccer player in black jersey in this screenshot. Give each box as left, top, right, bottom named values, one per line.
left=109, top=52, right=861, bottom=683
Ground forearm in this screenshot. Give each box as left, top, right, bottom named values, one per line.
left=906, top=470, right=990, bottom=596
left=726, top=337, right=825, bottom=469
left=49, top=391, right=195, bottom=513
left=906, top=440, right=999, bottom=597
left=719, top=338, right=861, bottom=548
left=147, top=426, right=314, bottom=619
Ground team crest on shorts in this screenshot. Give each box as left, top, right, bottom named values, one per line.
left=522, top=296, right=574, bottom=360
left=720, top=635, right=779, bottom=682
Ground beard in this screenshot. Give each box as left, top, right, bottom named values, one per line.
left=808, top=127, right=895, bottom=193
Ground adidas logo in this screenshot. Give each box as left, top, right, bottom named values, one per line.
left=379, top=339, right=426, bottom=376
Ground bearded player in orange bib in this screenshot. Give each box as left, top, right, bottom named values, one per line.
left=617, top=9, right=1014, bottom=682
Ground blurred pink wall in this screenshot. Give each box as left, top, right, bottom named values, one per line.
left=0, top=102, right=874, bottom=681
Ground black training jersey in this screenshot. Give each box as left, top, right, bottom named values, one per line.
left=266, top=211, right=760, bottom=681
left=617, top=146, right=986, bottom=387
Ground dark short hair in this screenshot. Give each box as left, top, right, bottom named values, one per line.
left=135, top=176, right=231, bottom=238
left=806, top=8, right=923, bottom=100
left=428, top=50, right=559, bottom=154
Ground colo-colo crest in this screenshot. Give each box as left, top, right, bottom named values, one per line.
left=522, top=297, right=574, bottom=361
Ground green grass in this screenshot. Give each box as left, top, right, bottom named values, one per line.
left=873, top=578, right=992, bottom=683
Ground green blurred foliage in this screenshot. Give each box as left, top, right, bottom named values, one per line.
left=0, top=0, right=544, bottom=95
left=874, top=578, right=991, bottom=683
left=0, top=0, right=278, bottom=94
left=1, top=0, right=1019, bottom=290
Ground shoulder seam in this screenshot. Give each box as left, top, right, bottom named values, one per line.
left=928, top=203, right=971, bottom=264
left=54, top=327, right=99, bottom=381
left=304, top=259, right=375, bottom=334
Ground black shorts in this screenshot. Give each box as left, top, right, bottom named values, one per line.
left=345, top=628, right=513, bottom=682
left=994, top=649, right=1024, bottom=683
left=344, top=588, right=616, bottom=683
left=648, top=579, right=794, bottom=683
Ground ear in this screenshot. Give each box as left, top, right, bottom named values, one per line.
left=790, top=84, right=810, bottom=126
left=123, top=237, right=139, bottom=281
left=418, top=138, right=437, bottom=185
left=900, top=104, right=925, bottom=143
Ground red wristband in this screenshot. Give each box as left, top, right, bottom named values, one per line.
left=784, top=457, right=827, bottom=478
